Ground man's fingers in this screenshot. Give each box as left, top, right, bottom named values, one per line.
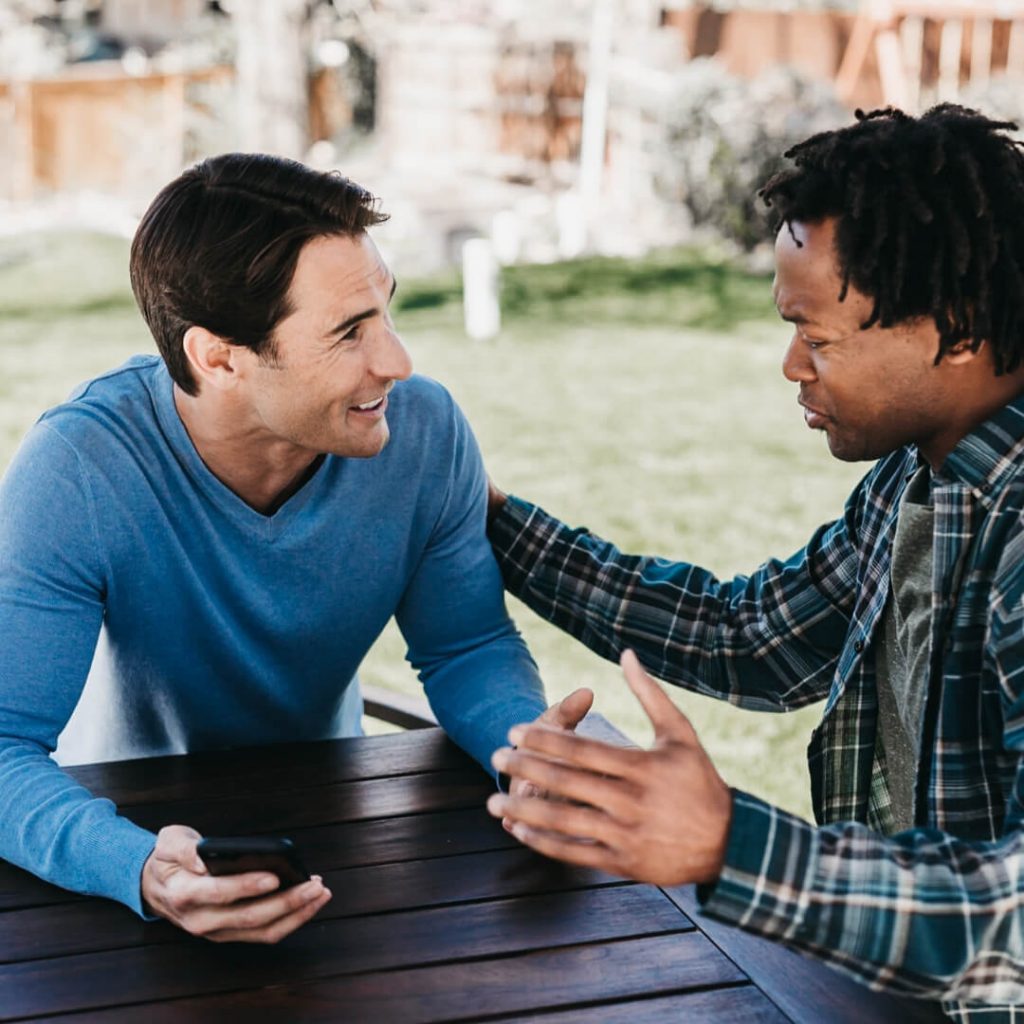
left=620, top=649, right=697, bottom=742
left=487, top=792, right=620, bottom=846
left=205, top=884, right=332, bottom=944
left=492, top=747, right=637, bottom=821
left=486, top=478, right=508, bottom=521
left=143, top=824, right=332, bottom=945
left=191, top=877, right=330, bottom=939
left=542, top=688, right=595, bottom=731
left=187, top=870, right=283, bottom=907
left=503, top=822, right=619, bottom=874
left=507, top=723, right=642, bottom=778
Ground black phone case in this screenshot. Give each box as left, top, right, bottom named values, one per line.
left=196, top=836, right=310, bottom=889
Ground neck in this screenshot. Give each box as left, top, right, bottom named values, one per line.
left=173, top=384, right=319, bottom=513
left=920, top=362, right=1024, bottom=470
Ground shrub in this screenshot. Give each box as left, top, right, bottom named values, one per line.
left=653, top=59, right=848, bottom=250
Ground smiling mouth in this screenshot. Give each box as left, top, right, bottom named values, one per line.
left=353, top=396, right=386, bottom=412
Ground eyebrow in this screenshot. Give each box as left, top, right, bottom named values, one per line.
left=776, top=310, right=823, bottom=328
left=327, top=277, right=398, bottom=337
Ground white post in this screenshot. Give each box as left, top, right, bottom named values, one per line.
left=970, top=18, right=993, bottom=92
left=556, top=191, right=587, bottom=259
left=578, top=0, right=614, bottom=245
left=234, top=0, right=310, bottom=158
left=462, top=238, right=501, bottom=341
left=937, top=18, right=963, bottom=103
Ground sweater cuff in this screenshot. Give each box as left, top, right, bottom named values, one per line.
left=697, top=789, right=818, bottom=941
left=119, top=825, right=160, bottom=919
left=74, top=814, right=159, bottom=918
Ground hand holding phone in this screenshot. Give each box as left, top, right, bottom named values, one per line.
left=142, top=825, right=329, bottom=943
left=196, top=836, right=311, bottom=890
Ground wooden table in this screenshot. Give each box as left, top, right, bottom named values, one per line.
left=0, top=726, right=947, bottom=1022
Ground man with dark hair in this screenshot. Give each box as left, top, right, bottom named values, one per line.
left=0, top=153, right=586, bottom=943
left=486, top=105, right=1024, bottom=1019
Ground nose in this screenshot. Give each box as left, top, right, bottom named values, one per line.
left=370, top=325, right=413, bottom=382
left=782, top=333, right=816, bottom=384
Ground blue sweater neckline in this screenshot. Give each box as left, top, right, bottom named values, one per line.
left=149, top=356, right=334, bottom=528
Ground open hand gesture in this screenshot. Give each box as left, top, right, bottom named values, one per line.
left=488, top=650, right=733, bottom=887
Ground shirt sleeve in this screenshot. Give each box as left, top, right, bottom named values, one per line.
left=697, top=554, right=1024, bottom=1008
left=0, top=423, right=157, bottom=915
left=488, top=493, right=860, bottom=712
left=698, top=783, right=1024, bottom=1007
left=395, top=403, right=546, bottom=774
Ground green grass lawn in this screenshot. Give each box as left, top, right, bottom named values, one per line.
left=0, top=231, right=863, bottom=820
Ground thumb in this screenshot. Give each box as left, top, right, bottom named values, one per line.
left=540, top=688, right=594, bottom=731
left=157, top=825, right=205, bottom=874
left=620, top=649, right=696, bottom=742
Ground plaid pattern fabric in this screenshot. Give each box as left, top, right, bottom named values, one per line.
left=488, top=395, right=1024, bottom=1021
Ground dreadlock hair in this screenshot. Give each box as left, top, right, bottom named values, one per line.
left=760, top=104, right=1024, bottom=375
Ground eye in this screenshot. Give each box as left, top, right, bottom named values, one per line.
left=334, top=324, right=361, bottom=346
left=799, top=329, right=826, bottom=350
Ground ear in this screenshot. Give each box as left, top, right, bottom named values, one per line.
left=182, top=326, right=243, bottom=391
left=941, top=337, right=986, bottom=366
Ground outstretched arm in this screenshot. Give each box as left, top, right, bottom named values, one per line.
left=489, top=649, right=1024, bottom=1005
left=486, top=480, right=870, bottom=713
left=0, top=423, right=159, bottom=913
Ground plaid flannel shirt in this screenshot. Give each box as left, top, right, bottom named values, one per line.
left=488, top=394, right=1024, bottom=1022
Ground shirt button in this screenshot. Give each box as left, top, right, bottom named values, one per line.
left=853, top=639, right=865, bottom=653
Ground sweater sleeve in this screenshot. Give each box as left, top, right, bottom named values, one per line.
left=395, top=400, right=546, bottom=773
left=0, top=423, right=157, bottom=914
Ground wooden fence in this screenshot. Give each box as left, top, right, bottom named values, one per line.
left=664, top=3, right=1024, bottom=111
left=6, top=6, right=1024, bottom=203
left=0, top=65, right=231, bottom=203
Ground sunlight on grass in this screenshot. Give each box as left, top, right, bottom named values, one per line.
left=0, top=233, right=864, bottom=820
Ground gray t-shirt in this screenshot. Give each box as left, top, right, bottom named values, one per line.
left=874, top=465, right=934, bottom=832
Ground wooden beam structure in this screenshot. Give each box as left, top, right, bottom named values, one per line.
left=837, top=0, right=1024, bottom=111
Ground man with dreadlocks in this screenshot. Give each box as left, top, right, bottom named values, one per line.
left=483, top=105, right=1024, bottom=1019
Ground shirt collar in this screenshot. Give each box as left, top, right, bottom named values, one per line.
left=935, top=391, right=1024, bottom=502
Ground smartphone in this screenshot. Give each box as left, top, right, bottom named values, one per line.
left=196, top=836, right=311, bottom=890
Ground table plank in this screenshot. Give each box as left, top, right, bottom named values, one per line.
left=502, top=985, right=789, bottom=1023
left=0, top=806, right=520, bottom=913
left=273, top=805, right=518, bottom=869
left=25, top=932, right=743, bottom=1023
left=664, top=885, right=947, bottom=1024
left=64, top=730, right=474, bottom=806
left=0, top=864, right=80, bottom=914
left=0, top=849, right=623, bottom=964
left=120, top=768, right=493, bottom=835
left=1, top=886, right=692, bottom=1020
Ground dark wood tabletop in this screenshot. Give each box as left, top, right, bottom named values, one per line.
left=0, top=724, right=947, bottom=1023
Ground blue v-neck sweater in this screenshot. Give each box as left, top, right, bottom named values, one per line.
left=0, top=356, right=544, bottom=914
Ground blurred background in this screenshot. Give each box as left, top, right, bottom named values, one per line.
left=2, top=0, right=1023, bottom=818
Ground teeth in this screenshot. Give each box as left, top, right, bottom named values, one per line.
left=356, top=397, right=383, bottom=410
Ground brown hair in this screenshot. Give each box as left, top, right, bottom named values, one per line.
left=130, top=153, right=388, bottom=395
